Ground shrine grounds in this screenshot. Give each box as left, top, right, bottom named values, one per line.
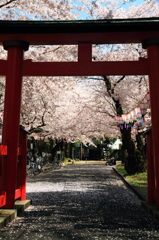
left=1, top=164, right=159, bottom=240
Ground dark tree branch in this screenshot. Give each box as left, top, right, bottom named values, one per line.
left=0, top=0, right=17, bottom=8
left=102, top=75, right=124, bottom=116
left=114, top=75, right=125, bottom=86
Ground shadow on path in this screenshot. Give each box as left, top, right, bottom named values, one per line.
left=0, top=165, right=159, bottom=240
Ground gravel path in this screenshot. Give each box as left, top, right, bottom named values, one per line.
left=0, top=164, right=159, bottom=240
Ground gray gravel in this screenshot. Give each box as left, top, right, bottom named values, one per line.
left=0, top=164, right=159, bottom=240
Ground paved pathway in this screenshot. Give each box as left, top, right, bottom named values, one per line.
left=0, top=165, right=159, bottom=240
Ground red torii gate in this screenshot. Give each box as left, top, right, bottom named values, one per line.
left=0, top=18, right=159, bottom=209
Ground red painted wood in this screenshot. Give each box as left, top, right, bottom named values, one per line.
left=0, top=192, right=6, bottom=207
left=14, top=189, right=21, bottom=200
left=147, top=44, right=159, bottom=210
left=0, top=31, right=159, bottom=45
left=17, top=147, right=22, bottom=156
left=0, top=156, right=7, bottom=193
left=2, top=46, right=24, bottom=209
left=22, top=59, right=149, bottom=76
left=18, top=128, right=27, bottom=200
left=78, top=43, right=92, bottom=62
left=0, top=58, right=149, bottom=77
left=146, top=130, right=156, bottom=203
left=0, top=145, right=8, bottom=155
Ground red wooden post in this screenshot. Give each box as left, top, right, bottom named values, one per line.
left=146, top=130, right=155, bottom=203
left=142, top=38, right=159, bottom=209
left=19, top=126, right=28, bottom=200
left=78, top=42, right=92, bottom=62
left=2, top=40, right=29, bottom=208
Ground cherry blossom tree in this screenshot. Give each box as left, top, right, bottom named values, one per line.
left=73, top=0, right=159, bottom=172
left=0, top=0, right=76, bottom=20
left=0, top=0, right=158, bottom=160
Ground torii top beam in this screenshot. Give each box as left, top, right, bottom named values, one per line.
left=0, top=18, right=159, bottom=45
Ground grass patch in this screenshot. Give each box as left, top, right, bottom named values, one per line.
left=126, top=173, right=147, bottom=194
left=115, top=164, right=147, bottom=197
left=126, top=172, right=147, bottom=184
left=115, top=164, right=128, bottom=176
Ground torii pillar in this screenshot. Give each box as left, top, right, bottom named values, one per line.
left=2, top=40, right=29, bottom=208
left=142, top=38, right=159, bottom=210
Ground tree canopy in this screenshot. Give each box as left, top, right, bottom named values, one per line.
left=0, top=0, right=158, bottom=144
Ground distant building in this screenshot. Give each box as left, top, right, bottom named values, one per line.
left=111, top=139, right=122, bottom=150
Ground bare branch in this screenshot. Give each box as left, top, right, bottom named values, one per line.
left=0, top=0, right=17, bottom=8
